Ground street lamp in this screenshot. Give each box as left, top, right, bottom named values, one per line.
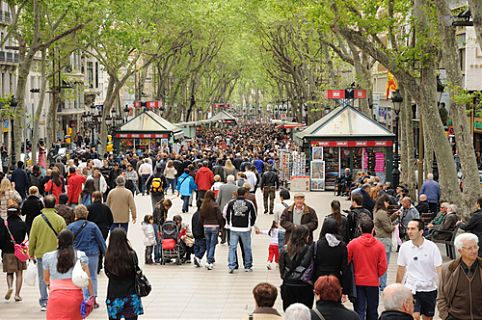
left=391, top=89, right=403, bottom=187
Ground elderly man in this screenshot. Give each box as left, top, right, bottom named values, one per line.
left=379, top=284, right=414, bottom=320
left=398, top=197, right=420, bottom=241
left=106, top=176, right=137, bottom=233
left=420, top=173, right=441, bottom=214
left=415, top=194, right=430, bottom=215
left=437, top=233, right=482, bottom=320
left=280, top=193, right=318, bottom=243
left=428, top=204, right=458, bottom=241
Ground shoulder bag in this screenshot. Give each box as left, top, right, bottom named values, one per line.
left=312, top=308, right=326, bottom=320
left=131, top=251, right=151, bottom=297
left=72, top=251, right=90, bottom=288
left=41, top=214, right=58, bottom=237
left=4, top=220, right=29, bottom=262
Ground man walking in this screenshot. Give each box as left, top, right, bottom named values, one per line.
left=437, top=233, right=482, bottom=320
left=67, top=166, right=86, bottom=207
left=397, top=219, right=442, bottom=320
left=217, top=174, right=238, bottom=244
left=347, top=218, right=387, bottom=320
left=195, top=161, right=214, bottom=200
left=28, top=195, right=67, bottom=311
left=280, top=193, right=318, bottom=243
left=260, top=165, right=279, bottom=214
left=419, top=173, right=440, bottom=214
left=106, top=176, right=137, bottom=232
left=138, top=158, right=153, bottom=195
left=11, top=161, right=29, bottom=200
left=226, top=188, right=256, bottom=273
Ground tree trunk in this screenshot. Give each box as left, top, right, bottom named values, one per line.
left=436, top=0, right=480, bottom=217
left=14, top=56, right=33, bottom=163
left=31, top=50, right=47, bottom=166
left=468, top=0, right=482, bottom=51
left=403, top=89, right=417, bottom=199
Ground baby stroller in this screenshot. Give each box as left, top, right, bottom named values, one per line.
left=160, top=220, right=186, bottom=265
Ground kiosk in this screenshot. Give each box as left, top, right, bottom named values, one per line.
left=295, top=105, right=395, bottom=191
left=114, top=110, right=183, bottom=154
left=177, top=110, right=238, bottom=138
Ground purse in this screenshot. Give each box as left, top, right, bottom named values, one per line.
left=131, top=251, right=151, bottom=297
left=4, top=220, right=29, bottom=262
left=72, top=253, right=90, bottom=288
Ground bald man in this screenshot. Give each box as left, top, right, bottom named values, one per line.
left=379, top=284, right=414, bottom=319
left=416, top=194, right=430, bottom=215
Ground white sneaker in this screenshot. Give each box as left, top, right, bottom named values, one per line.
left=194, top=257, right=201, bottom=268
left=266, top=263, right=272, bottom=270
left=40, top=306, right=46, bottom=312
left=207, top=263, right=213, bottom=270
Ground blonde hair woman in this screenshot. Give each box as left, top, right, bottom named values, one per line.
left=223, top=159, right=237, bottom=182
left=164, top=160, right=177, bottom=195
left=0, top=178, right=21, bottom=219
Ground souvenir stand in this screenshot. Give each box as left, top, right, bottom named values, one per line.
left=177, top=110, right=238, bottom=138
left=114, top=110, right=183, bottom=154
left=294, top=105, right=395, bottom=191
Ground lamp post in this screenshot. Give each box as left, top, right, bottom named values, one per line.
left=391, top=89, right=403, bottom=187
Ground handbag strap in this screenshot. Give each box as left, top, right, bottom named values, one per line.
left=3, top=220, right=16, bottom=243
left=73, top=221, right=88, bottom=239
left=312, top=308, right=326, bottom=320
left=130, top=251, right=141, bottom=273
left=41, top=214, right=58, bottom=237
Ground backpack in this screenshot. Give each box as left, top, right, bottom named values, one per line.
left=150, top=177, right=163, bottom=194
left=346, top=208, right=370, bottom=241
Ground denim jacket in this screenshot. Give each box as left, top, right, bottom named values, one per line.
left=68, top=219, right=107, bottom=256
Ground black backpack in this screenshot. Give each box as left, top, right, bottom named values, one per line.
left=346, top=208, right=370, bottom=241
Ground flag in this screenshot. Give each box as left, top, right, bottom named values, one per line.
left=386, top=72, right=398, bottom=98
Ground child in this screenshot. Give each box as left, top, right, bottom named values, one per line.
left=255, top=221, right=279, bottom=270
left=173, top=215, right=194, bottom=263
left=142, top=215, right=156, bottom=264
left=211, top=175, right=223, bottom=198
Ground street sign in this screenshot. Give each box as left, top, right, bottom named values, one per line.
left=326, top=90, right=345, bottom=99
left=354, top=90, right=367, bottom=99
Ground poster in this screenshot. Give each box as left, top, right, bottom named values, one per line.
left=310, top=160, right=325, bottom=191
left=312, top=147, right=323, bottom=160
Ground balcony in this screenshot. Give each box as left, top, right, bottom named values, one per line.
left=0, top=10, right=11, bottom=24
left=0, top=51, right=19, bottom=64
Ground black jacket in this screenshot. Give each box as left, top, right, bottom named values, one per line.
left=312, top=237, right=350, bottom=295
left=459, top=209, right=482, bottom=256
left=260, top=170, right=279, bottom=188
left=21, top=195, right=44, bottom=234
left=378, top=310, right=414, bottom=320
left=226, top=197, right=256, bottom=230
left=311, top=301, right=359, bottom=320
left=191, top=211, right=205, bottom=239
left=2, top=214, right=27, bottom=253
left=87, top=202, right=114, bottom=239
left=152, top=202, right=168, bottom=226
left=415, top=201, right=430, bottom=214
left=279, top=244, right=313, bottom=285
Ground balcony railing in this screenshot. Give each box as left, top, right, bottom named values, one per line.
left=0, top=51, right=19, bottom=64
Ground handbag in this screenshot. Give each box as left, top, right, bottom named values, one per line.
left=183, top=235, right=194, bottom=247
left=72, top=253, right=90, bottom=288
left=25, top=261, right=37, bottom=286
left=80, top=296, right=95, bottom=319
left=4, top=220, right=29, bottom=262
left=131, top=251, right=151, bottom=297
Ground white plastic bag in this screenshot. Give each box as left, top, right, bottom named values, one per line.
left=72, top=259, right=89, bottom=288
left=25, top=261, right=37, bottom=286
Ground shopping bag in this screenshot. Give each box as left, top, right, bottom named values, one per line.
left=25, top=261, right=37, bottom=286
left=72, top=259, right=89, bottom=288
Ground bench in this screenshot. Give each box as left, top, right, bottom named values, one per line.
left=430, top=226, right=459, bottom=259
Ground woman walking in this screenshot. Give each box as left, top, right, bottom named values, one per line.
left=373, top=194, right=397, bottom=292
left=0, top=178, right=21, bottom=219
left=223, top=159, right=237, bottom=182
left=80, top=179, right=95, bottom=206
left=2, top=204, right=27, bottom=301
left=326, top=200, right=348, bottom=243
left=44, top=168, right=64, bottom=204
left=279, top=225, right=314, bottom=311
left=164, top=160, right=177, bottom=195
left=105, top=228, right=144, bottom=320
left=177, top=168, right=197, bottom=213
left=42, top=229, right=94, bottom=320
left=199, top=190, right=224, bottom=270
left=68, top=205, right=106, bottom=306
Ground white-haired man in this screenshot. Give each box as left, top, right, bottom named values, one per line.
left=437, top=233, right=482, bottom=320
left=419, top=173, right=440, bottom=214
left=379, top=284, right=414, bottom=320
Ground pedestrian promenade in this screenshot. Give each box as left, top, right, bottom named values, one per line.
left=0, top=191, right=445, bottom=319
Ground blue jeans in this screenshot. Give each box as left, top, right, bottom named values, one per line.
left=166, top=178, right=176, bottom=193
left=354, top=285, right=379, bottom=320
left=376, top=237, right=391, bottom=291
left=37, top=258, right=48, bottom=306
left=228, top=230, right=253, bottom=269
left=83, top=254, right=99, bottom=299
left=278, top=229, right=286, bottom=251
left=141, top=174, right=150, bottom=194
left=193, top=238, right=206, bottom=259
left=181, top=195, right=190, bottom=212
left=204, top=226, right=219, bottom=264
left=110, top=223, right=128, bottom=233
left=153, top=223, right=161, bottom=262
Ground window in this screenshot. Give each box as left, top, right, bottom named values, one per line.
left=87, top=61, right=94, bottom=88
left=95, top=62, right=99, bottom=88
left=459, top=48, right=465, bottom=73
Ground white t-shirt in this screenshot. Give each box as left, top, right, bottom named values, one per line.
left=245, top=171, right=257, bottom=191
left=397, top=238, right=443, bottom=293
left=273, top=200, right=293, bottom=231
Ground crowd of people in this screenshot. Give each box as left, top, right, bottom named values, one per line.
left=0, top=122, right=481, bottom=320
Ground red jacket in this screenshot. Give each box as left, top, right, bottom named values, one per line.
left=347, top=233, right=387, bottom=287
left=195, top=167, right=214, bottom=191
left=44, top=179, right=64, bottom=204
left=67, top=173, right=86, bottom=204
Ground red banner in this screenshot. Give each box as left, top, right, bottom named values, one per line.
left=115, top=133, right=168, bottom=139
left=326, top=90, right=345, bottom=99
left=310, top=140, right=393, bottom=147
left=133, top=101, right=142, bottom=108
left=354, top=90, right=367, bottom=99
left=212, top=103, right=231, bottom=109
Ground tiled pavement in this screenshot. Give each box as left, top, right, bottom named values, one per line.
left=0, top=191, right=447, bottom=319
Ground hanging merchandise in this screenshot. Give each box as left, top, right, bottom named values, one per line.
left=291, top=151, right=306, bottom=176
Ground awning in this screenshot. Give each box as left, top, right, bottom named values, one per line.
left=276, top=122, right=305, bottom=129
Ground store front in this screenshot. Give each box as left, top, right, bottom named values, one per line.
left=295, top=105, right=395, bottom=191
left=114, top=110, right=183, bottom=155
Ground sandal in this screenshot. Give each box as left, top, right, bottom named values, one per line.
left=5, top=288, right=13, bottom=300
left=14, top=295, right=22, bottom=302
